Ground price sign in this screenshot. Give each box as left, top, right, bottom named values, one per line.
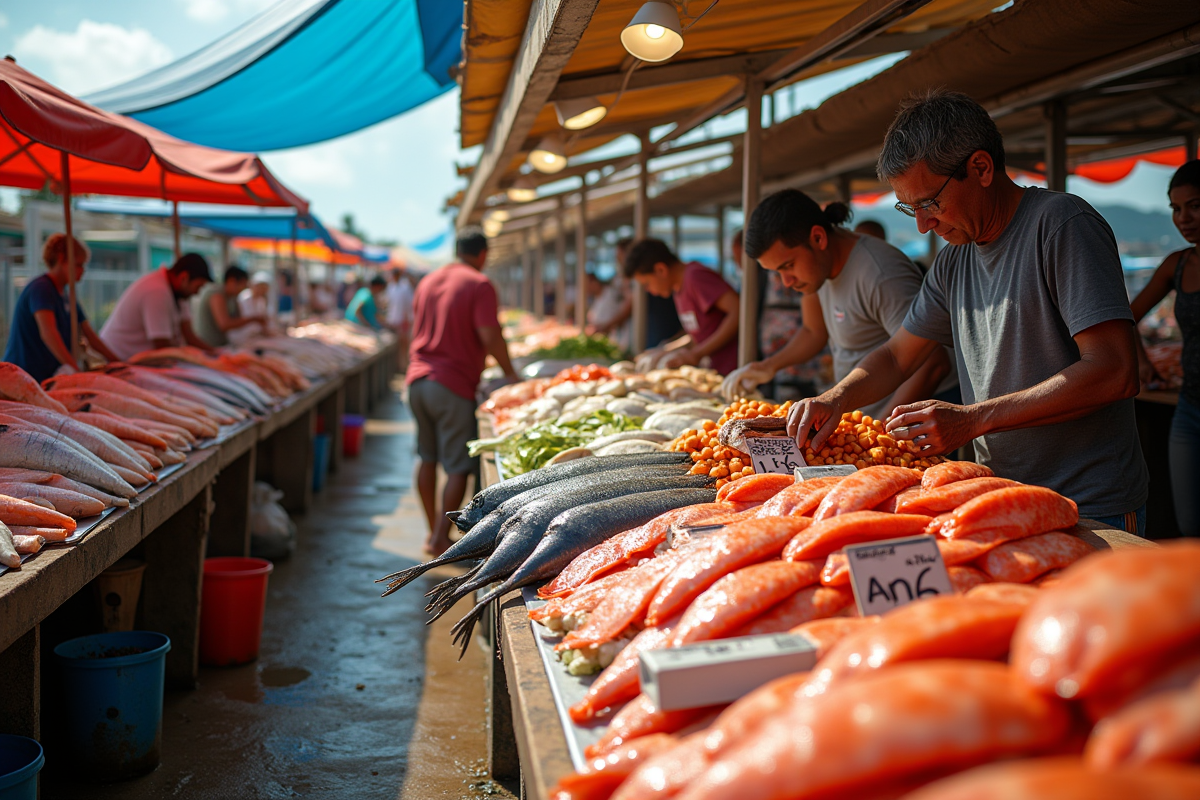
left=745, top=436, right=804, bottom=475
left=845, top=534, right=953, bottom=616
left=794, top=464, right=858, bottom=481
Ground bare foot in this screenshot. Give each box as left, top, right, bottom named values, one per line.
left=424, top=535, right=452, bottom=558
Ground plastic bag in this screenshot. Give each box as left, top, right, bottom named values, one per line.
left=250, top=481, right=296, bottom=561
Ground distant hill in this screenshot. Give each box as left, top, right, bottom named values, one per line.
left=1093, top=204, right=1186, bottom=251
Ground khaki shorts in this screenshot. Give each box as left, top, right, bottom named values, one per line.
left=409, top=378, right=479, bottom=475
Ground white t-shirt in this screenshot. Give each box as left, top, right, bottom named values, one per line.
left=101, top=268, right=191, bottom=360
left=384, top=279, right=414, bottom=327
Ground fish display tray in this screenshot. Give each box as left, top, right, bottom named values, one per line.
left=49, top=506, right=118, bottom=547
left=146, top=462, right=185, bottom=489
left=521, top=586, right=613, bottom=771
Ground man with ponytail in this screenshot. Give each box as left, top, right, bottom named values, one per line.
left=726, top=191, right=957, bottom=419
left=787, top=89, right=1147, bottom=534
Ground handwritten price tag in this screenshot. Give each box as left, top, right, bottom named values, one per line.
left=845, top=534, right=953, bottom=616
left=745, top=436, right=804, bottom=475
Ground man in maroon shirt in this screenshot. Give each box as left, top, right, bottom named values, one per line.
left=407, top=229, right=518, bottom=555
left=623, top=238, right=741, bottom=375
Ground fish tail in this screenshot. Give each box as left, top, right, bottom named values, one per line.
left=450, top=590, right=498, bottom=660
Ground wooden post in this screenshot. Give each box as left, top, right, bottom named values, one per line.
left=715, top=207, right=726, bottom=280
left=836, top=174, right=852, bottom=204
left=207, top=446, right=256, bottom=557
left=632, top=132, right=650, bottom=354
left=256, top=408, right=316, bottom=514
left=555, top=195, right=567, bottom=323
left=575, top=181, right=588, bottom=330
left=738, top=74, right=764, bottom=368
left=0, top=626, right=40, bottom=738
left=670, top=215, right=681, bottom=253
left=1044, top=99, right=1068, bottom=192
left=141, top=484, right=211, bottom=690
left=60, top=151, right=81, bottom=368
left=521, top=230, right=533, bottom=312
left=172, top=200, right=182, bottom=260
left=1186, top=129, right=1199, bottom=161
left=533, top=221, right=545, bottom=319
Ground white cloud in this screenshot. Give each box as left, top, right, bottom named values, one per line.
left=13, top=21, right=172, bottom=95
left=0, top=12, right=9, bottom=29
left=264, top=140, right=357, bottom=190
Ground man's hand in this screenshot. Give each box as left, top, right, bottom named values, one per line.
left=787, top=395, right=845, bottom=452
left=661, top=348, right=698, bottom=369
left=635, top=347, right=666, bottom=373
left=1136, top=347, right=1161, bottom=389
left=885, top=400, right=981, bottom=455
left=721, top=362, right=776, bottom=400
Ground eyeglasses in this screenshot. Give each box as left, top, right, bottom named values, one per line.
left=894, top=155, right=970, bottom=217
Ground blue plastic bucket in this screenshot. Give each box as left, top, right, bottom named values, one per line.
left=53, top=631, right=171, bottom=781
left=0, top=735, right=43, bottom=800
left=312, top=432, right=330, bottom=492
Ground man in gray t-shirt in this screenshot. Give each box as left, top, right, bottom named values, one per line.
left=727, top=189, right=956, bottom=418
left=786, top=90, right=1147, bottom=528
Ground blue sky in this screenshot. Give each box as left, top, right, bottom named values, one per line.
left=0, top=2, right=1181, bottom=251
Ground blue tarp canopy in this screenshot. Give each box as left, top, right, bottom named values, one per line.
left=84, top=0, right=461, bottom=151
left=76, top=199, right=342, bottom=250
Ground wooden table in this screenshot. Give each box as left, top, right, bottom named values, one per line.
left=0, top=344, right=395, bottom=742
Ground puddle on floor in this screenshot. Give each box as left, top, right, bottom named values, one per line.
left=221, top=665, right=311, bottom=703
left=261, top=666, right=311, bottom=688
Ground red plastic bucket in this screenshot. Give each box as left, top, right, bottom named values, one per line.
left=343, top=414, right=365, bottom=457
left=200, top=557, right=273, bottom=667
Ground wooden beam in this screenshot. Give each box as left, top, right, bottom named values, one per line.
left=839, top=28, right=954, bottom=60
left=458, top=0, right=601, bottom=229
left=738, top=74, right=763, bottom=369
left=551, top=50, right=791, bottom=101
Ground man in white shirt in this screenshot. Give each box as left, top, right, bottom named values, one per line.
left=101, top=253, right=216, bottom=360
left=385, top=268, right=415, bottom=372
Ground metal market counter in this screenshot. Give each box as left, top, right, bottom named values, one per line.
left=476, top=452, right=1152, bottom=800
left=0, top=341, right=397, bottom=741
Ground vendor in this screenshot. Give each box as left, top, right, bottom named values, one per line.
left=192, top=266, right=267, bottom=348
left=1129, top=159, right=1200, bottom=536
left=3, top=233, right=120, bottom=381
left=101, top=253, right=216, bottom=360
left=239, top=272, right=271, bottom=320
left=346, top=275, right=386, bottom=330
left=723, top=190, right=956, bottom=418
left=787, top=90, right=1147, bottom=533
left=624, top=238, right=740, bottom=374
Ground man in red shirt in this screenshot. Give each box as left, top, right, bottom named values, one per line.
left=407, top=229, right=518, bottom=555
left=624, top=238, right=741, bottom=374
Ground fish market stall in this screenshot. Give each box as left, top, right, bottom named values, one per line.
left=434, top=389, right=1165, bottom=800
left=0, top=336, right=395, bottom=741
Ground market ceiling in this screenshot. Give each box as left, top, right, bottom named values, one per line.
left=457, top=0, right=1006, bottom=225
left=85, top=0, right=462, bottom=152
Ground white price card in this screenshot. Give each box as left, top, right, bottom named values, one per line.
left=845, top=534, right=954, bottom=616
left=794, top=464, right=858, bottom=481
left=745, top=436, right=805, bottom=475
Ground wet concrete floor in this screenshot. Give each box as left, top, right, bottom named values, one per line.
left=43, top=385, right=518, bottom=800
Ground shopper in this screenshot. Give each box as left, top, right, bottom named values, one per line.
left=787, top=89, right=1147, bottom=533
left=345, top=276, right=386, bottom=330
left=193, top=266, right=267, bottom=347
left=854, top=219, right=887, bottom=240
left=725, top=190, right=956, bottom=417
left=100, top=253, right=216, bottom=360
left=384, top=268, right=414, bottom=371
left=408, top=229, right=518, bottom=556
left=624, top=238, right=740, bottom=375
left=3, top=233, right=120, bottom=380
left=1130, top=159, right=1200, bottom=536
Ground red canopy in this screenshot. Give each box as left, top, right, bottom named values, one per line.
left=0, top=58, right=307, bottom=211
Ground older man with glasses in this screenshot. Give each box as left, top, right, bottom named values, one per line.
left=786, top=89, right=1149, bottom=535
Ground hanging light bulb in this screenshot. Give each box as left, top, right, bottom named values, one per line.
left=482, top=216, right=503, bottom=237
left=507, top=174, right=538, bottom=203
left=554, top=97, right=608, bottom=130
left=528, top=135, right=567, bottom=173
left=621, top=2, right=684, bottom=62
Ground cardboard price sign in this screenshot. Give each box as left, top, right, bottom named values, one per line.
left=845, top=534, right=954, bottom=616
left=745, top=436, right=805, bottom=475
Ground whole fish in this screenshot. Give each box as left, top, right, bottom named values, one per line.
left=0, top=401, right=152, bottom=473
left=0, top=483, right=107, bottom=517
left=42, top=372, right=211, bottom=421
left=378, top=462, right=693, bottom=595
left=0, top=413, right=127, bottom=479
left=427, top=475, right=715, bottom=620
left=450, top=487, right=718, bottom=656
left=0, top=363, right=68, bottom=413
left=47, top=389, right=218, bottom=439
left=452, top=451, right=690, bottom=531
left=151, top=366, right=271, bottom=413
left=0, top=424, right=136, bottom=498
left=70, top=411, right=170, bottom=450
left=113, top=366, right=245, bottom=422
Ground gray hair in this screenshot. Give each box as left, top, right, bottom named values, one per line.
left=876, top=89, right=1006, bottom=181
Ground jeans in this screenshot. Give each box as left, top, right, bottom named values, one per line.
left=1170, top=394, right=1200, bottom=537
left=1092, top=505, right=1148, bottom=537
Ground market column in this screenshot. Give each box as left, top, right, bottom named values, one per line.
left=521, top=229, right=533, bottom=312
left=632, top=131, right=650, bottom=353
left=533, top=220, right=545, bottom=319
left=739, top=73, right=763, bottom=368
left=556, top=195, right=568, bottom=323
left=576, top=181, right=589, bottom=330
